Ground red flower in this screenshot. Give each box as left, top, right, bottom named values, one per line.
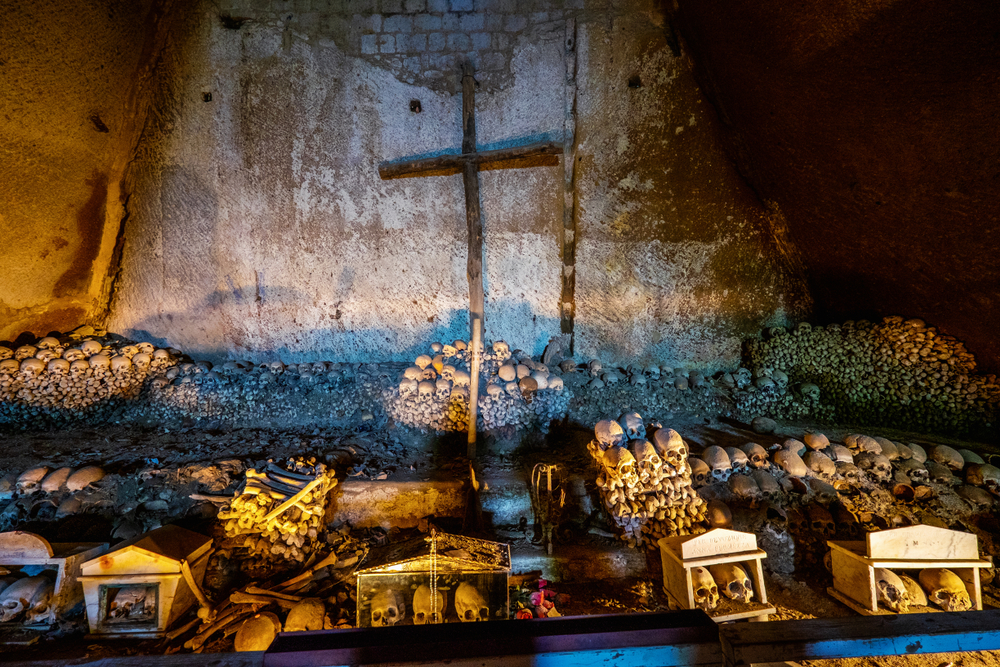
left=516, top=608, right=534, bottom=620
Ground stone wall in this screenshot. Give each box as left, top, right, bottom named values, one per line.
left=100, top=0, right=808, bottom=367
left=0, top=0, right=165, bottom=343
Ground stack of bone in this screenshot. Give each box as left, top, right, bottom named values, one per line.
left=744, top=317, right=1000, bottom=434
left=0, top=335, right=178, bottom=427
left=386, top=340, right=569, bottom=433
left=219, top=457, right=337, bottom=562
left=588, top=412, right=707, bottom=549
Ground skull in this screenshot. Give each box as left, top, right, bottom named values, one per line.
left=728, top=474, right=761, bottom=503
left=441, top=344, right=457, bottom=357
left=110, top=355, right=132, bottom=373
left=588, top=359, right=602, bottom=376
left=284, top=598, right=327, bottom=632
left=770, top=369, right=789, bottom=389
left=492, top=341, right=510, bottom=360
left=453, top=370, right=471, bottom=387
left=435, top=378, right=452, bottom=400
left=0, top=358, right=17, bottom=375
left=35, top=349, right=57, bottom=363
left=908, top=443, right=928, bottom=463
left=136, top=342, right=155, bottom=355
left=417, top=380, right=435, bottom=402
left=17, top=466, right=50, bottom=494
left=929, top=445, right=965, bottom=472
left=739, top=442, right=768, bottom=469
left=706, top=499, right=733, bottom=529
left=895, top=458, right=928, bottom=482
left=412, top=584, right=446, bottom=625
left=874, top=568, right=910, bottom=613
left=856, top=452, right=892, bottom=481
left=486, top=383, right=504, bottom=397
left=47, top=358, right=70, bottom=375
left=235, top=612, right=282, bottom=652
left=119, top=344, right=139, bottom=358
left=422, top=366, right=439, bottom=381
left=899, top=574, right=928, bottom=606
left=691, top=567, right=719, bottom=612
left=835, top=461, right=861, bottom=483
left=603, top=446, right=638, bottom=489
left=80, top=340, right=102, bottom=356
left=62, top=348, right=85, bottom=363
left=619, top=412, right=644, bottom=440
left=403, top=366, right=423, bottom=381
left=689, top=458, right=710, bottom=487
left=829, top=445, right=855, bottom=463
left=874, top=438, right=900, bottom=460
left=530, top=371, right=549, bottom=390
left=803, top=432, right=830, bottom=450
left=269, top=361, right=285, bottom=375
left=0, top=576, right=53, bottom=623
left=14, top=345, right=38, bottom=361
left=152, top=348, right=172, bottom=362
left=702, top=446, right=732, bottom=483
left=20, top=358, right=45, bottom=377
left=724, top=447, right=750, bottom=472
left=505, top=381, right=520, bottom=396
left=132, top=353, right=152, bottom=372
left=800, top=383, right=821, bottom=401
left=548, top=375, right=564, bottom=391
left=807, top=505, right=836, bottom=538
left=399, top=378, right=418, bottom=397
left=441, top=365, right=456, bottom=382
left=414, top=354, right=433, bottom=370
left=631, top=440, right=661, bottom=481
left=919, top=568, right=971, bottom=612
left=750, top=469, right=780, bottom=499
left=709, top=563, right=753, bottom=603
left=455, top=582, right=488, bottom=622
left=733, top=367, right=752, bottom=388
left=370, top=589, right=405, bottom=626
left=594, top=420, right=625, bottom=450
left=967, top=464, right=1000, bottom=495
left=773, top=449, right=808, bottom=477
left=0, top=347, right=11, bottom=361
left=652, top=428, right=688, bottom=470
left=70, top=359, right=90, bottom=378
left=803, top=451, right=836, bottom=477
left=36, top=337, right=60, bottom=349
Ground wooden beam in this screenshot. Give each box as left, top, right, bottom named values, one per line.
left=719, top=610, right=1000, bottom=667
left=377, top=141, right=562, bottom=180
left=461, top=61, right=484, bottom=456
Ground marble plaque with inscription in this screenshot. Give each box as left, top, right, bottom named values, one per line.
left=679, top=528, right=757, bottom=560
left=866, top=525, right=978, bottom=560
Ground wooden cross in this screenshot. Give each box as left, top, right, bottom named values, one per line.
left=379, top=62, right=562, bottom=457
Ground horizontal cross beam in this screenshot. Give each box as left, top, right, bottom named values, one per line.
left=378, top=140, right=562, bottom=180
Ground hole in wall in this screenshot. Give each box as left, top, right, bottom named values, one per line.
left=410, top=100, right=422, bottom=113
left=89, top=114, right=109, bottom=133
left=219, top=15, right=248, bottom=29
left=628, top=75, right=643, bottom=89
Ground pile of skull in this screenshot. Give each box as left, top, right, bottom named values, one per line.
left=570, top=362, right=747, bottom=432
left=0, top=465, right=107, bottom=531
left=0, top=336, right=178, bottom=427
left=689, top=563, right=757, bottom=614
left=367, top=579, right=493, bottom=626
left=0, top=572, right=56, bottom=625
left=587, top=413, right=708, bottom=549
left=219, top=457, right=337, bottom=562
left=142, top=358, right=390, bottom=428
left=745, top=317, right=1000, bottom=434
left=870, top=567, right=977, bottom=614
left=719, top=366, right=836, bottom=425
left=385, top=340, right=569, bottom=433
left=690, top=433, right=1000, bottom=533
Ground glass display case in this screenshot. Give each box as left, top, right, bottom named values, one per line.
left=356, top=532, right=510, bottom=627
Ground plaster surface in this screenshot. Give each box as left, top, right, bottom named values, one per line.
left=0, top=0, right=162, bottom=341
left=675, top=0, right=1000, bottom=373
left=105, top=0, right=807, bottom=368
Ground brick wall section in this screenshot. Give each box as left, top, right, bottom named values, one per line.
left=218, top=0, right=615, bottom=92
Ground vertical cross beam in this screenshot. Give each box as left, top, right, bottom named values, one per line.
left=461, top=61, right=484, bottom=458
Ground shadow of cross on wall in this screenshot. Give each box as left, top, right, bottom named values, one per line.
left=378, top=61, right=563, bottom=339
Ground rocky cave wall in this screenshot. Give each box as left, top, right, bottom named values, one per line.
left=102, top=0, right=809, bottom=368
left=673, top=0, right=1000, bottom=374
left=0, top=0, right=165, bottom=343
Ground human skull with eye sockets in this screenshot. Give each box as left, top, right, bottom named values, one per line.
left=455, top=582, right=489, bottom=622
left=594, top=420, right=625, bottom=451
left=652, top=428, right=688, bottom=472
left=619, top=412, right=644, bottom=440
left=370, top=589, right=405, bottom=626
left=739, top=442, right=769, bottom=469
left=603, top=446, right=638, bottom=490
left=702, top=446, right=732, bottom=483
left=691, top=567, right=719, bottom=612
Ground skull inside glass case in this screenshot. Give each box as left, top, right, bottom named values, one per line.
left=356, top=532, right=510, bottom=627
